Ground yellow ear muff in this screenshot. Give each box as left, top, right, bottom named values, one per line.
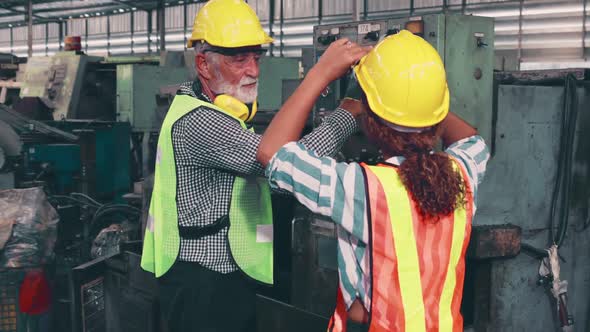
left=213, top=94, right=257, bottom=123
left=214, top=94, right=249, bottom=121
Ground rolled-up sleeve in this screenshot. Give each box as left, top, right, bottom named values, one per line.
left=299, top=108, right=359, bottom=158
left=445, top=135, right=490, bottom=204
left=266, top=142, right=370, bottom=310
left=266, top=142, right=368, bottom=243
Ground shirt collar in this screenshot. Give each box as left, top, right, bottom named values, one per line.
left=191, top=79, right=213, bottom=103
left=384, top=150, right=435, bottom=165
left=385, top=156, right=405, bottom=165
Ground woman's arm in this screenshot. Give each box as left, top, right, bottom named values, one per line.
left=257, top=39, right=371, bottom=166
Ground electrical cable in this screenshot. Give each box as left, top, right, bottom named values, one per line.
left=69, top=192, right=103, bottom=207
left=521, top=74, right=579, bottom=257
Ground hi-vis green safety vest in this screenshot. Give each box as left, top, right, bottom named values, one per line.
left=141, top=94, right=274, bottom=284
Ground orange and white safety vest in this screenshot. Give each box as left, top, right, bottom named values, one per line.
left=328, top=160, right=474, bottom=332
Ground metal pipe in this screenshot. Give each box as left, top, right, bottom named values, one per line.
left=100, top=55, right=160, bottom=64
left=279, top=0, right=284, bottom=57
left=58, top=22, right=63, bottom=51
left=45, top=23, right=48, bottom=56
left=363, top=0, right=368, bottom=19
left=130, top=10, right=135, bottom=54
left=183, top=1, right=187, bottom=50
left=269, top=0, right=275, bottom=56
left=158, top=0, right=165, bottom=51
left=147, top=10, right=153, bottom=54
left=352, top=0, right=360, bottom=22
left=27, top=0, right=32, bottom=57
left=85, top=18, right=89, bottom=53
left=107, top=15, right=111, bottom=55
left=318, top=0, right=323, bottom=25
left=9, top=26, right=13, bottom=53
left=517, top=0, right=524, bottom=68
left=583, top=0, right=587, bottom=60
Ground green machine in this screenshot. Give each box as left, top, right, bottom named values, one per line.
left=116, top=56, right=300, bottom=130
left=116, top=64, right=189, bottom=131
left=21, top=121, right=131, bottom=200
left=258, top=57, right=301, bottom=111
left=115, top=54, right=300, bottom=177
left=25, top=143, right=81, bottom=193
left=313, top=13, right=494, bottom=144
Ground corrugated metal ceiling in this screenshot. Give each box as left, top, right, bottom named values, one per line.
left=0, top=0, right=587, bottom=68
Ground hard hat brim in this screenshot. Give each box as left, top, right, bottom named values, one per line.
left=187, top=36, right=274, bottom=49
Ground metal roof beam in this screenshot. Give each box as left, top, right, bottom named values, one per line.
left=110, top=0, right=152, bottom=12
left=0, top=4, right=45, bottom=19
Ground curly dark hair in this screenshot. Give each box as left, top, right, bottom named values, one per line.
left=361, top=108, right=466, bottom=220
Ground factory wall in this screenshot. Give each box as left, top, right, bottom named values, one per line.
left=0, top=0, right=587, bottom=68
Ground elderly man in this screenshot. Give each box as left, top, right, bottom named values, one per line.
left=141, top=0, right=369, bottom=331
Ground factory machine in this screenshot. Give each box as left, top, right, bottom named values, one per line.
left=0, top=46, right=304, bottom=332
left=1, top=12, right=589, bottom=332
left=0, top=49, right=162, bottom=332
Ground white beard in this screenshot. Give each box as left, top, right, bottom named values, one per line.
left=211, top=76, right=258, bottom=104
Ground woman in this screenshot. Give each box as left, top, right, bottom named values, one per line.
left=257, top=31, right=490, bottom=331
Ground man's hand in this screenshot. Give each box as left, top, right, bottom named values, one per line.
left=338, top=98, right=366, bottom=118
left=314, top=38, right=372, bottom=85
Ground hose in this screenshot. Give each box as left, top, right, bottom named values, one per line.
left=50, top=194, right=101, bottom=209
left=549, top=74, right=578, bottom=247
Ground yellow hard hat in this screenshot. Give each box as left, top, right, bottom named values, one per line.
left=187, top=0, right=273, bottom=48
left=353, top=30, right=449, bottom=128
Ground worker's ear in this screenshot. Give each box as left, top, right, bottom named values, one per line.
left=195, top=53, right=213, bottom=80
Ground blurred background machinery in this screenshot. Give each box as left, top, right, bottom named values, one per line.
left=0, top=39, right=303, bottom=332
left=281, top=13, right=590, bottom=332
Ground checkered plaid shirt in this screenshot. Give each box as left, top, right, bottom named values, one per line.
left=172, top=80, right=358, bottom=273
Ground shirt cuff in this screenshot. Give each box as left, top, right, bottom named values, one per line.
left=326, top=108, right=360, bottom=139
left=445, top=134, right=484, bottom=151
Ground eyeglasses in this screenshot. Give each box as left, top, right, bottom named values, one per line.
left=203, top=48, right=266, bottom=67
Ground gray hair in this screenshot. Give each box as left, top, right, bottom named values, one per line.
left=193, top=41, right=212, bottom=55
left=194, top=41, right=223, bottom=80
left=194, top=41, right=221, bottom=66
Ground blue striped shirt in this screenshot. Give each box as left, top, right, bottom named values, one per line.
left=266, top=135, right=490, bottom=312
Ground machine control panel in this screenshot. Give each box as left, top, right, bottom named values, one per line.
left=314, top=21, right=386, bottom=49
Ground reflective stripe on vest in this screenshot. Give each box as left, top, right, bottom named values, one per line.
left=328, top=158, right=473, bottom=332
left=141, top=94, right=274, bottom=285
